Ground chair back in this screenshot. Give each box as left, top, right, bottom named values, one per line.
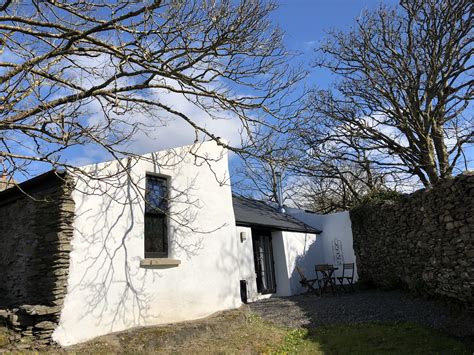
left=342, top=263, right=354, bottom=278
left=296, top=266, right=307, bottom=281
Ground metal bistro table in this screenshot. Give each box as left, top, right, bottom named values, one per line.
left=315, top=264, right=339, bottom=296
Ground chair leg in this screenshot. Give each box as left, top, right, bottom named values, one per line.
left=338, top=279, right=346, bottom=293
left=321, top=280, right=328, bottom=296
left=316, top=281, right=323, bottom=296
left=348, top=279, right=355, bottom=292
left=335, top=279, right=340, bottom=295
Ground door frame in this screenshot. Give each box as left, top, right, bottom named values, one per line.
left=251, top=228, right=277, bottom=294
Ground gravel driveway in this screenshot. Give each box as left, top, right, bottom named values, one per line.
left=248, top=289, right=474, bottom=338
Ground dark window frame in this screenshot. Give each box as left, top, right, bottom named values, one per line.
left=144, top=173, right=170, bottom=258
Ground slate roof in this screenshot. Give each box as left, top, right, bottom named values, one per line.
left=232, top=195, right=321, bottom=234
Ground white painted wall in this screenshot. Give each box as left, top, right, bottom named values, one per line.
left=271, top=231, right=291, bottom=297
left=236, top=226, right=260, bottom=302
left=281, top=231, right=320, bottom=295
left=54, top=141, right=242, bottom=346
left=286, top=209, right=358, bottom=283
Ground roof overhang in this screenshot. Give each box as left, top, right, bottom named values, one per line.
left=236, top=221, right=321, bottom=234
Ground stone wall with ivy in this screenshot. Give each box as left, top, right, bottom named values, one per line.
left=350, top=172, right=474, bottom=305
left=0, top=172, right=75, bottom=346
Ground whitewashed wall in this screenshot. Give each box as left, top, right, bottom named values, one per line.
left=235, top=226, right=261, bottom=302
left=270, top=231, right=291, bottom=297
left=281, top=231, right=320, bottom=295
left=286, top=209, right=358, bottom=283
left=54, top=141, right=241, bottom=346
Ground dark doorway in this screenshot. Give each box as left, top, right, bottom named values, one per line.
left=252, top=229, right=276, bottom=294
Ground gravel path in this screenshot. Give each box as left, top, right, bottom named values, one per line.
left=248, top=289, right=474, bottom=338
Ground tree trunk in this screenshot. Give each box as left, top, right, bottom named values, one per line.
left=420, top=136, right=440, bottom=185
left=431, top=121, right=450, bottom=179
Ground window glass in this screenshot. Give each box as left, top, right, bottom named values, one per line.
left=145, top=175, right=167, bottom=213
left=144, top=175, right=168, bottom=258
left=145, top=214, right=167, bottom=257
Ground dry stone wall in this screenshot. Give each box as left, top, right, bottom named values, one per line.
left=0, top=172, right=75, bottom=346
left=350, top=172, right=474, bottom=305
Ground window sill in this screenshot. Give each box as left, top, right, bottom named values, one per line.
left=140, top=258, right=181, bottom=268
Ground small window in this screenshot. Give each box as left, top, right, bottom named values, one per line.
left=144, top=175, right=168, bottom=258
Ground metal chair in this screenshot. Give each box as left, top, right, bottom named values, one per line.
left=336, top=263, right=355, bottom=292
left=296, top=266, right=317, bottom=293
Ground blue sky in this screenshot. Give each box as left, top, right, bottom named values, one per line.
left=229, top=0, right=400, bottom=175
left=228, top=0, right=401, bottom=180
left=273, top=0, right=398, bottom=88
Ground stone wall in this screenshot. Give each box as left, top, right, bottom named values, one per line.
left=350, top=172, right=474, bottom=305
left=0, top=172, right=75, bottom=346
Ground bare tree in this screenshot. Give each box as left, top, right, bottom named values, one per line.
left=297, top=0, right=473, bottom=189
left=289, top=151, right=391, bottom=213
left=232, top=123, right=392, bottom=211
left=232, top=130, right=295, bottom=203
left=0, top=0, right=303, bottom=182
left=288, top=125, right=412, bottom=212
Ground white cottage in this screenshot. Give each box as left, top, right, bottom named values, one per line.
left=0, top=140, right=356, bottom=346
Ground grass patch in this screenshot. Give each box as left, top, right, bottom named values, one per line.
left=3, top=309, right=469, bottom=354
left=277, top=328, right=314, bottom=353
left=69, top=309, right=289, bottom=354
left=289, top=322, right=470, bottom=355
left=72, top=317, right=468, bottom=354
left=0, top=324, right=9, bottom=348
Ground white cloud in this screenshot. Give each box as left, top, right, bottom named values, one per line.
left=67, top=95, right=244, bottom=167
left=75, top=54, right=246, bottom=155
left=120, top=86, right=244, bottom=155
left=303, top=40, right=317, bottom=50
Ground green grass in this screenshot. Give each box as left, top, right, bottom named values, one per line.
left=282, top=322, right=470, bottom=355
left=0, top=324, right=9, bottom=348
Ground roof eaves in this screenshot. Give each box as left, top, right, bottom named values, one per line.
left=0, top=170, right=67, bottom=204
left=235, top=220, right=319, bottom=234
left=232, top=194, right=322, bottom=234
